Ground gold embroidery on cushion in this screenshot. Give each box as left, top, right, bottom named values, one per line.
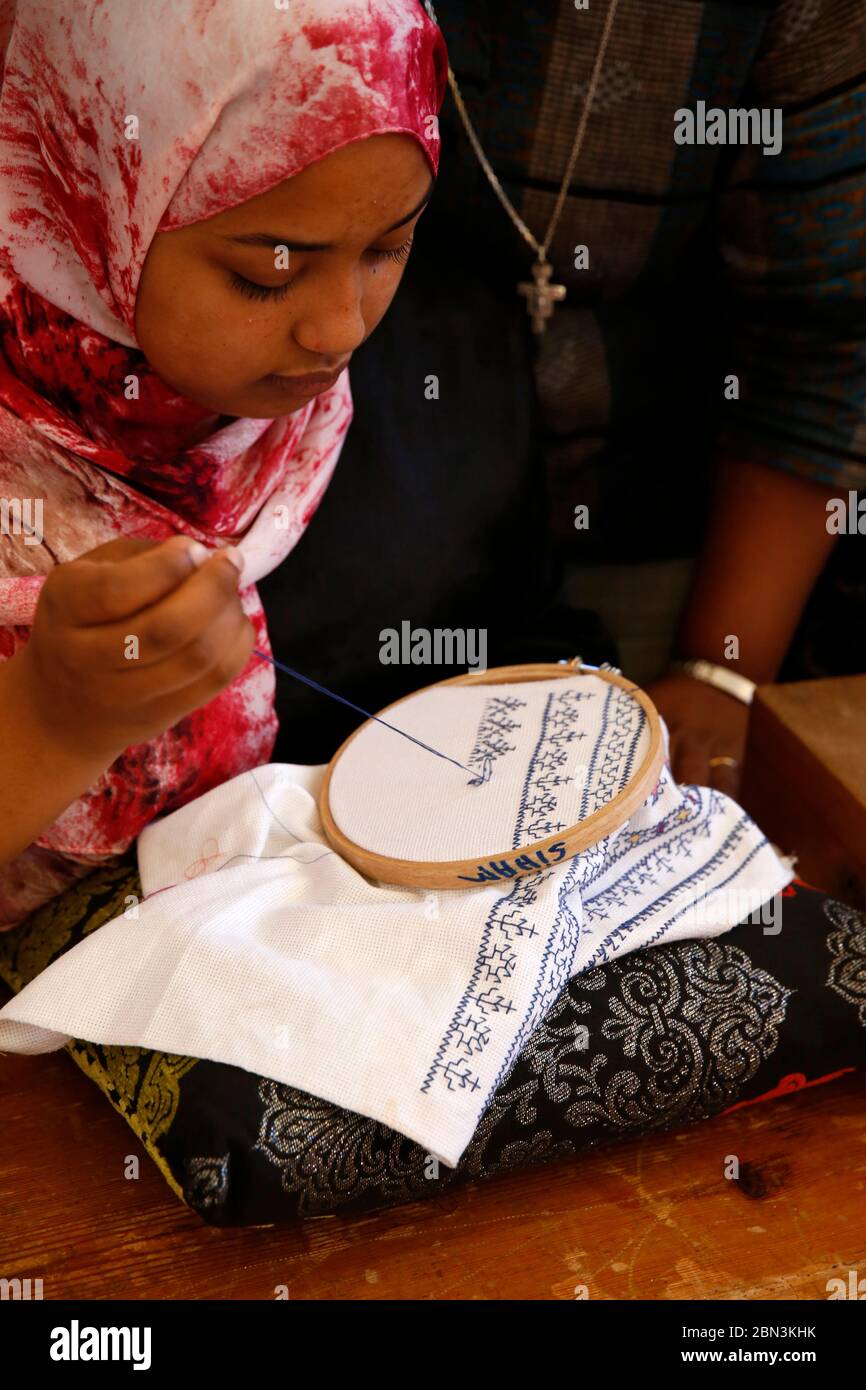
left=0, top=863, right=138, bottom=992
left=80, top=870, right=140, bottom=937
left=66, top=1040, right=198, bottom=1203
left=1, top=863, right=195, bottom=1207
left=138, top=1054, right=199, bottom=1140
left=0, top=890, right=83, bottom=991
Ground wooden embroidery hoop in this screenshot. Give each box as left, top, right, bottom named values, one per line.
left=319, top=660, right=666, bottom=891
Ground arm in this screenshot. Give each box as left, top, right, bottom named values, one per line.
left=0, top=537, right=253, bottom=871
left=0, top=650, right=116, bottom=864
left=650, top=0, right=866, bottom=792
left=648, top=456, right=840, bottom=792
left=674, top=456, right=839, bottom=687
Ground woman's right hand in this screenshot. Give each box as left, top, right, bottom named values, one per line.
left=18, top=535, right=256, bottom=763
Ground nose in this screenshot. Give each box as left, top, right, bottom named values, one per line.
left=291, top=264, right=367, bottom=359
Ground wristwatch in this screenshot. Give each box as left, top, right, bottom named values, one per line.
left=670, top=658, right=756, bottom=706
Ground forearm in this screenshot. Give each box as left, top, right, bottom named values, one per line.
left=673, top=456, right=840, bottom=684
left=0, top=650, right=114, bottom=867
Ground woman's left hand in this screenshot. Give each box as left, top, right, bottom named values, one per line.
left=643, top=671, right=749, bottom=798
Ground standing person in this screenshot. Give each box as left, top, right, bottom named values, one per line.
left=262, top=0, right=866, bottom=789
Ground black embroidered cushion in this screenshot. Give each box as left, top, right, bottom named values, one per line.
left=0, top=868, right=863, bottom=1224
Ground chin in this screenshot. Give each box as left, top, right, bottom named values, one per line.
left=168, top=376, right=327, bottom=420
left=226, top=400, right=304, bottom=419
left=204, top=390, right=311, bottom=420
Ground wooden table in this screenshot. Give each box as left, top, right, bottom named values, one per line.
left=1, top=1036, right=864, bottom=1300
left=2, top=674, right=865, bottom=1301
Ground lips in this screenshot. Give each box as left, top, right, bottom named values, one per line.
left=263, top=363, right=348, bottom=397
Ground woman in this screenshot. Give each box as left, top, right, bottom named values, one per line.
left=0, top=0, right=446, bottom=923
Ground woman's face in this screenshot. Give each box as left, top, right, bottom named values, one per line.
left=135, top=133, right=432, bottom=418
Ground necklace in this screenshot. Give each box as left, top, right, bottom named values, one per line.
left=423, top=0, right=620, bottom=333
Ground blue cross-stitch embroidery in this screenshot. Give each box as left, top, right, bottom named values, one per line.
left=441, top=1060, right=481, bottom=1092
left=465, top=694, right=527, bottom=785
left=455, top=1013, right=491, bottom=1056
left=422, top=679, right=649, bottom=1102
left=480, top=938, right=518, bottom=984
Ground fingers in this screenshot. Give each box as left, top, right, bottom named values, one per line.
left=62, top=607, right=256, bottom=725
left=127, top=598, right=254, bottom=701
left=671, top=734, right=708, bottom=788
left=658, top=678, right=747, bottom=795
left=130, top=617, right=257, bottom=729
left=40, top=535, right=226, bottom=627
left=707, top=758, right=741, bottom=798
left=68, top=549, right=248, bottom=673
left=671, top=734, right=741, bottom=795
left=75, top=538, right=160, bottom=565
left=67, top=590, right=254, bottom=705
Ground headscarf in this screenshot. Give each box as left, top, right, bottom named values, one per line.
left=0, top=0, right=446, bottom=924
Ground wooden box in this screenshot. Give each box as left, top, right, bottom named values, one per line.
left=740, top=674, right=866, bottom=908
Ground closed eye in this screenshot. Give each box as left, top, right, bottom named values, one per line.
left=228, top=235, right=414, bottom=302
left=370, top=236, right=414, bottom=267
left=229, top=271, right=293, bottom=302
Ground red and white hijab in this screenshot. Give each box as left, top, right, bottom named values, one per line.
left=0, top=0, right=445, bottom=923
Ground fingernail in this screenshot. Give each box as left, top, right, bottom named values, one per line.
left=222, top=546, right=245, bottom=578
left=186, top=540, right=210, bottom=568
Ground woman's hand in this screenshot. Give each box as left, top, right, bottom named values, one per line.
left=18, top=535, right=255, bottom=763
left=644, top=671, right=749, bottom=797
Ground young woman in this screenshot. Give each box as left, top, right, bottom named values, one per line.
left=0, top=0, right=446, bottom=923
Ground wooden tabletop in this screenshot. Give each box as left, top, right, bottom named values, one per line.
left=2, top=1042, right=864, bottom=1300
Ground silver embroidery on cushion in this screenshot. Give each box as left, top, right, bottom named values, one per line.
left=252, top=940, right=791, bottom=1209
left=185, top=1154, right=230, bottom=1210
left=566, top=941, right=791, bottom=1130
left=254, top=1083, right=433, bottom=1215
left=463, top=940, right=790, bottom=1171
left=825, top=898, right=866, bottom=1026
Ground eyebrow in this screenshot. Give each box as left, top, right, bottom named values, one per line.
left=222, top=179, right=435, bottom=252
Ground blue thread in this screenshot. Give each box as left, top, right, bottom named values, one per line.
left=252, top=648, right=474, bottom=776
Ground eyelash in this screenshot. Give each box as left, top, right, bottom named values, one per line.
left=375, top=237, right=413, bottom=267
left=229, top=272, right=291, bottom=302
left=228, top=238, right=414, bottom=301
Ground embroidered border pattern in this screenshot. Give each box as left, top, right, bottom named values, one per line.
left=576, top=682, right=646, bottom=822
left=465, top=693, right=526, bottom=785
left=582, top=815, right=772, bottom=968
left=424, top=679, right=647, bottom=1101
left=420, top=868, right=559, bottom=1096
left=512, top=687, right=595, bottom=846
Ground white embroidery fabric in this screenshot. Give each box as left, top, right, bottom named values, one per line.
left=0, top=682, right=793, bottom=1166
